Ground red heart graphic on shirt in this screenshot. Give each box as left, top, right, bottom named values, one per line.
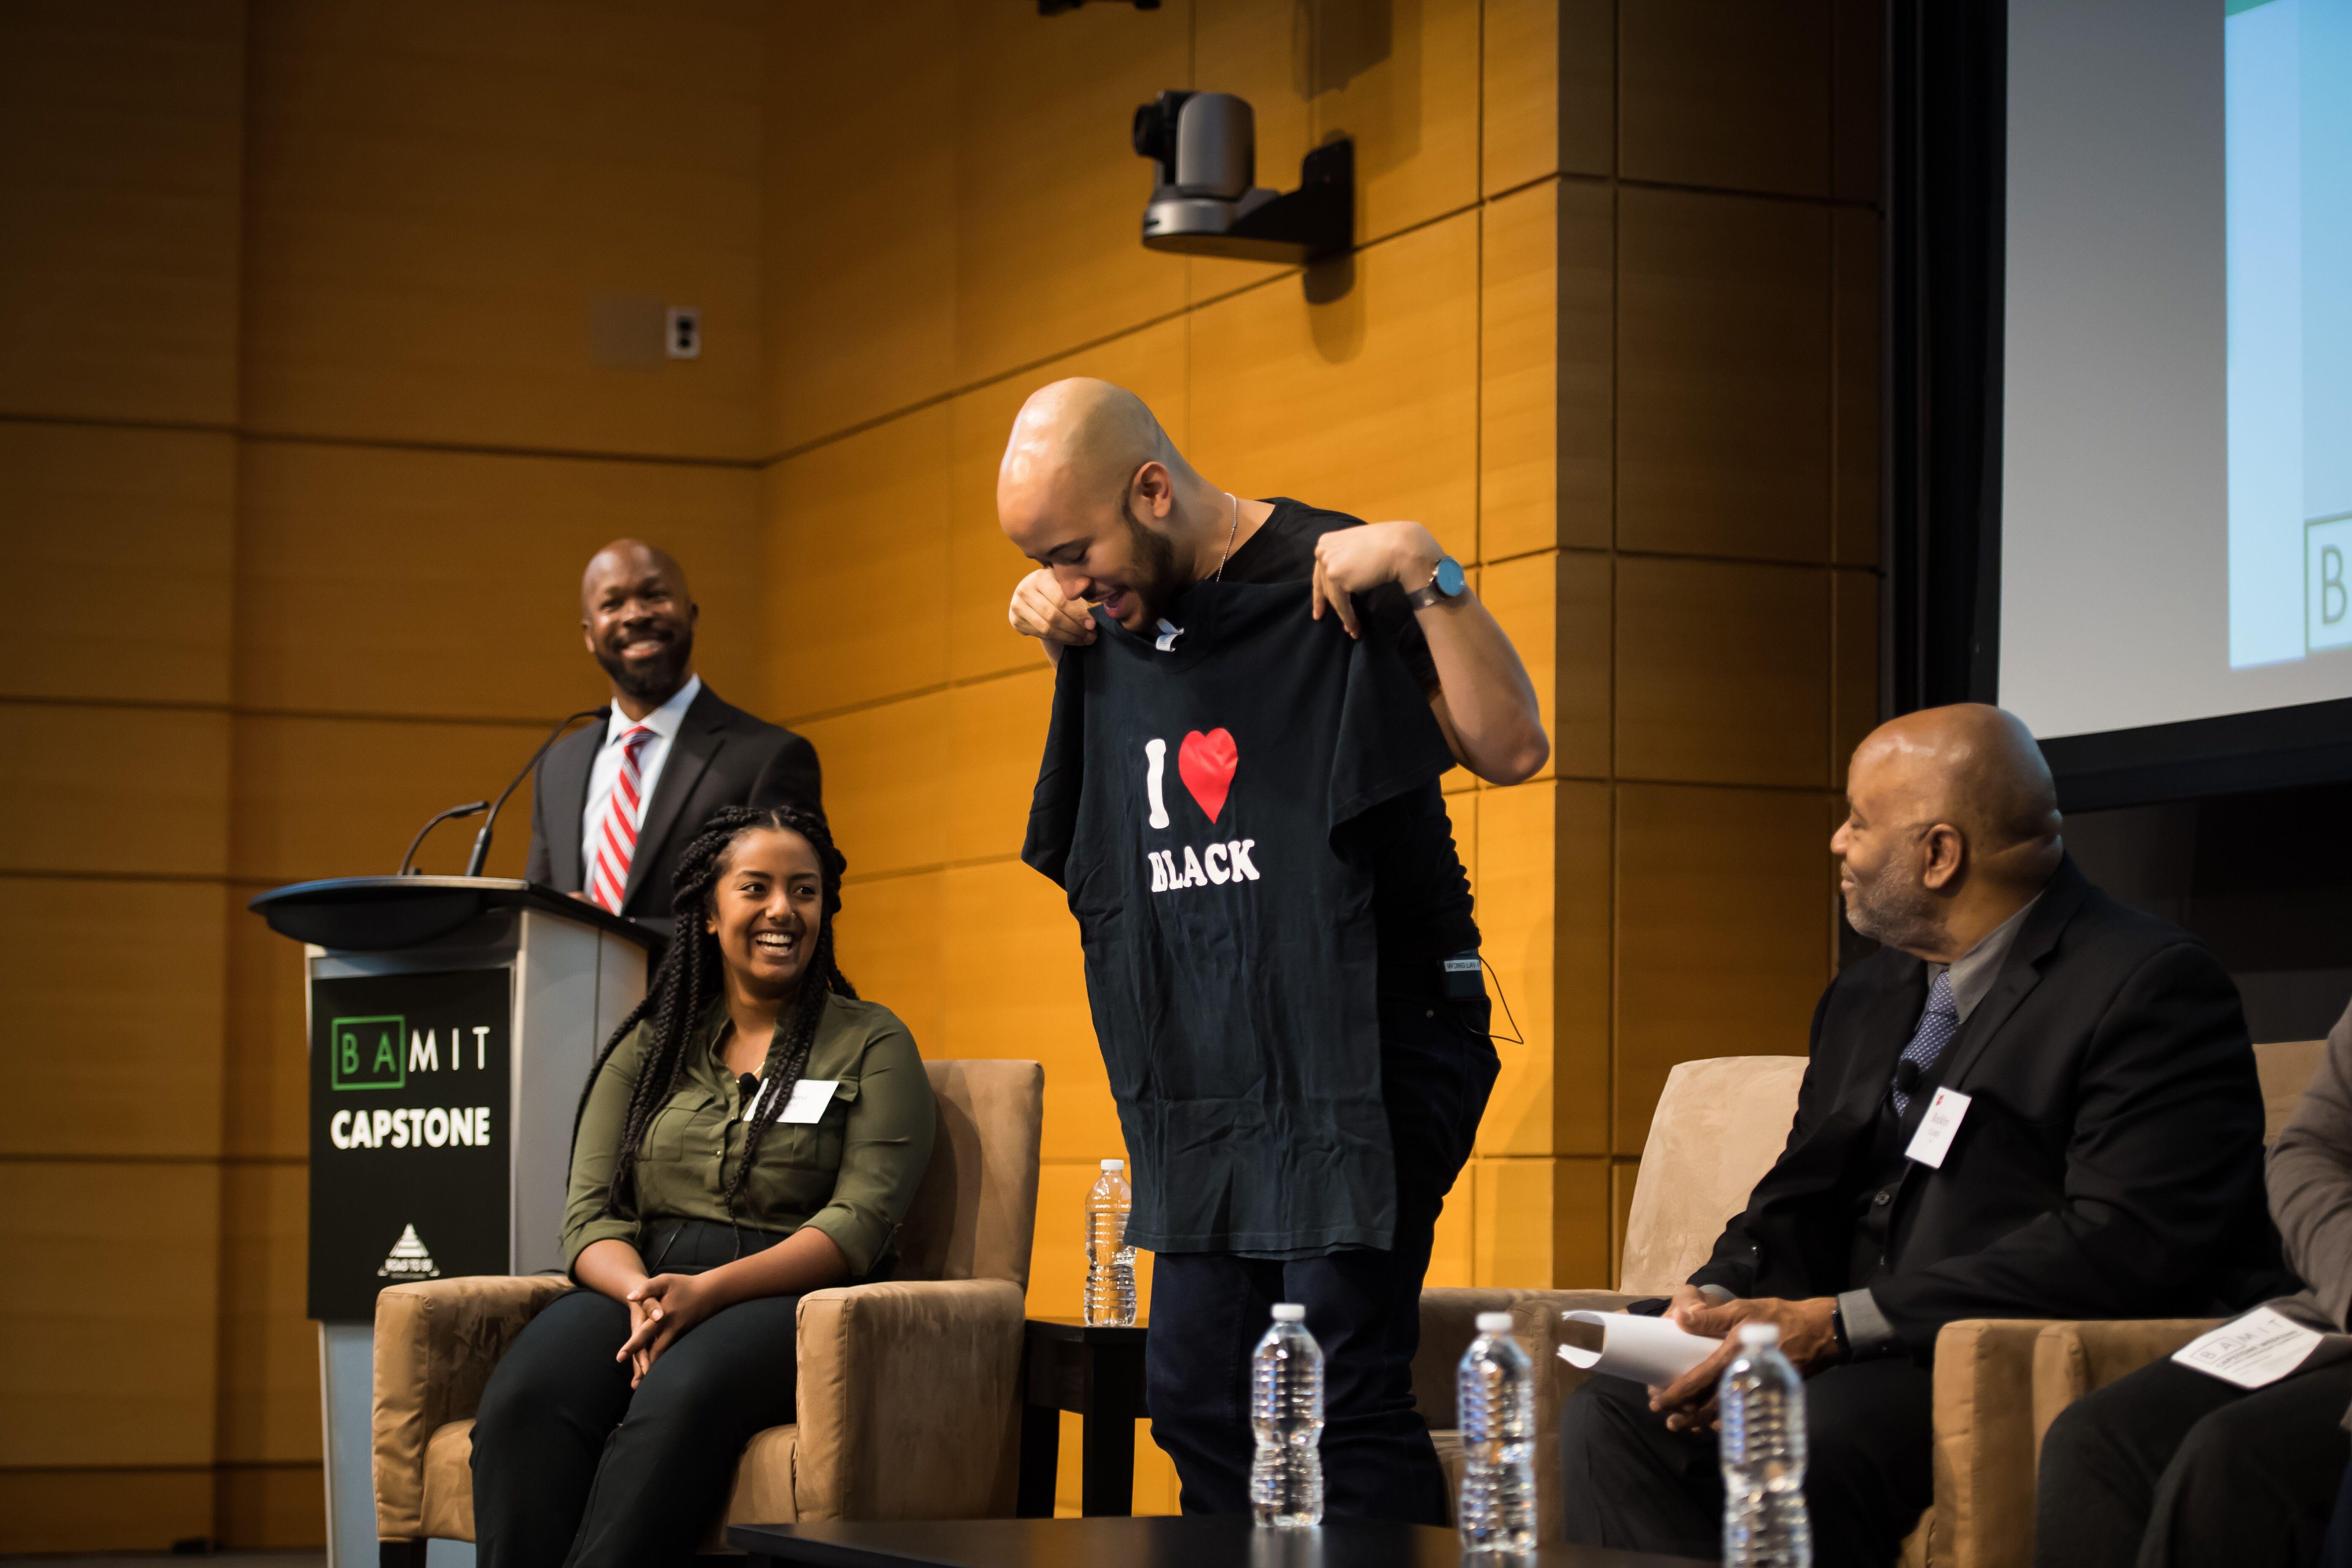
left=1177, top=729, right=1238, bottom=823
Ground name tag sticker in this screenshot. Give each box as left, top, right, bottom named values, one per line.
left=1903, top=1087, right=1973, bottom=1168
left=2173, top=1306, right=2325, bottom=1388
left=780, top=1078, right=840, bottom=1124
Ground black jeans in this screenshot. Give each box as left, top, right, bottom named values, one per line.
left=471, top=1220, right=806, bottom=1568
left=1145, top=981, right=1499, bottom=1524
left=1560, top=1356, right=1934, bottom=1565
left=2035, top=1353, right=2352, bottom=1568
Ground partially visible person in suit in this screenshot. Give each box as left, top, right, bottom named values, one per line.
left=1559, top=703, right=2285, bottom=1567
left=2035, top=991, right=2352, bottom=1568
left=526, top=539, right=820, bottom=934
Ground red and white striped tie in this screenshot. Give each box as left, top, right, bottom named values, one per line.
left=588, top=726, right=654, bottom=914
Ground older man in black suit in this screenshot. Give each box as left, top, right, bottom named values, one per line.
left=1559, top=703, right=2285, bottom=1565
left=526, top=539, right=821, bottom=934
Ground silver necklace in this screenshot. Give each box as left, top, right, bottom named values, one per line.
left=1213, top=492, right=1241, bottom=582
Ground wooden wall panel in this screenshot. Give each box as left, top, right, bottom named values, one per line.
left=944, top=320, right=1188, bottom=684
left=242, top=0, right=765, bottom=460
left=1614, top=783, right=1832, bottom=1153
left=1618, top=187, right=1832, bottom=563
left=0, top=704, right=229, bottom=877
left=227, top=714, right=541, bottom=886
left=214, top=1464, right=327, bottom=1552
left=237, top=441, right=765, bottom=721
left=1618, top=0, right=1834, bottom=199
left=214, top=1164, right=316, bottom=1470
left=940, top=860, right=1108, bottom=1161
left=1189, top=213, right=1480, bottom=560
left=1482, top=0, right=1560, bottom=196
left=0, top=1469, right=215, bottom=1556
left=767, top=406, right=950, bottom=719
left=1552, top=551, right=1612, bottom=781
left=0, top=878, right=226, bottom=1159
left=1833, top=569, right=1879, bottom=786
left=1309, top=0, right=1481, bottom=246
left=835, top=871, right=944, bottom=1057
left=224, top=888, right=310, bottom=1161
left=0, top=0, right=244, bottom=425
left=1480, top=182, right=1558, bottom=561
left=9, top=424, right=235, bottom=706
left=0, top=1162, right=222, bottom=1467
left=947, top=671, right=1057, bottom=866
left=1615, top=558, right=1831, bottom=789
left=1833, top=0, right=1885, bottom=204
left=1558, top=180, right=1616, bottom=553
left=795, top=693, right=950, bottom=879
left=1552, top=780, right=1612, bottom=1156
left=1834, top=207, right=1882, bottom=567
left=950, top=3, right=1190, bottom=388
left=762, top=0, right=958, bottom=453
left=1475, top=781, right=1555, bottom=1157
left=1560, top=0, right=1615, bottom=179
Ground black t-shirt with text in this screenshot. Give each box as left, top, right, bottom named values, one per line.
left=1220, top=498, right=1479, bottom=969
left=1023, top=578, right=1455, bottom=1254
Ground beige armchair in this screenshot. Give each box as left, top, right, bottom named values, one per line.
left=372, top=1058, right=1044, bottom=1559
left=1413, top=1043, right=2324, bottom=1567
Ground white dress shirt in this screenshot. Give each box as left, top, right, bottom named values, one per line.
left=581, top=674, right=702, bottom=879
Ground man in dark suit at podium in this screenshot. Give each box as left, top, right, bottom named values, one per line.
left=526, top=539, right=821, bottom=934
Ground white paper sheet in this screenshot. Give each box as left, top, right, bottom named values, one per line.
left=2172, top=1306, right=2326, bottom=1389
left=1557, top=1310, right=1722, bottom=1386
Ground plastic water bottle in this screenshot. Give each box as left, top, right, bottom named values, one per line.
left=1083, top=1158, right=1135, bottom=1326
left=1719, top=1322, right=1812, bottom=1568
left=1250, top=1303, right=1325, bottom=1527
left=1456, top=1311, right=1537, bottom=1550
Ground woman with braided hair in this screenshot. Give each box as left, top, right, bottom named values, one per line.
left=470, top=803, right=935, bottom=1567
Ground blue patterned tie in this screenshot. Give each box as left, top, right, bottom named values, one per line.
left=1891, top=969, right=1959, bottom=1116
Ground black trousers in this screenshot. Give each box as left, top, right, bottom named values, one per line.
left=2035, top=1353, right=2352, bottom=1568
left=1145, top=983, right=1498, bottom=1524
left=470, top=1221, right=805, bottom=1568
left=1559, top=1356, right=1934, bottom=1565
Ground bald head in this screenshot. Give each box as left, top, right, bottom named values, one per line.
left=1835, top=703, right=2063, bottom=959
left=581, top=538, right=689, bottom=610
left=998, top=378, right=1180, bottom=521
left=580, top=539, right=697, bottom=712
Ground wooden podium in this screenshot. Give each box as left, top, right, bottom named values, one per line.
left=250, top=876, right=659, bottom=1568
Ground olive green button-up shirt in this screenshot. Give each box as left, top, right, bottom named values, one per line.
left=562, top=993, right=936, bottom=1279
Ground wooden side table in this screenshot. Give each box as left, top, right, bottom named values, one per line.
left=1015, top=1316, right=1149, bottom=1517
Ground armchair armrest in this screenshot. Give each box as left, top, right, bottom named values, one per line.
left=2028, top=1320, right=2222, bottom=1466
left=792, top=1277, right=1027, bottom=1522
left=373, top=1275, right=572, bottom=1539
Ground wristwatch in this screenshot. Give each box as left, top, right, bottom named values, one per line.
left=1405, top=555, right=1467, bottom=610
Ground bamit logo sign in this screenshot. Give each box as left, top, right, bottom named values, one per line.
left=326, top=1013, right=497, bottom=1150
left=376, top=1224, right=441, bottom=1281
left=1143, top=729, right=1261, bottom=893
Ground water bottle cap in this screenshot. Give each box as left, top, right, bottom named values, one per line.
left=1737, top=1322, right=1781, bottom=1348
left=1475, top=1312, right=1513, bottom=1333
left=1271, top=1303, right=1306, bottom=1322
left=1100, top=1158, right=1124, bottom=1171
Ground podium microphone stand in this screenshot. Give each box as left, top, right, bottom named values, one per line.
left=249, top=876, right=657, bottom=1568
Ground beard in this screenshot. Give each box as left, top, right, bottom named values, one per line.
left=594, top=623, right=694, bottom=703
left=1841, top=863, right=1944, bottom=953
left=1118, top=499, right=1190, bottom=622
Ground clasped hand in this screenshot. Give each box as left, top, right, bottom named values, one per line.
left=615, top=1271, right=726, bottom=1388
left=1645, top=1286, right=1844, bottom=1434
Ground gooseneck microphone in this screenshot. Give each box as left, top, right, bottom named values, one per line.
left=397, top=800, right=488, bottom=876
left=462, top=707, right=610, bottom=878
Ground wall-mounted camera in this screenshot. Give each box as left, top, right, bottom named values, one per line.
left=1132, top=91, right=1352, bottom=266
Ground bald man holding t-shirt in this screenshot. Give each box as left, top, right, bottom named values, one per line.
left=1001, top=378, right=1548, bottom=1524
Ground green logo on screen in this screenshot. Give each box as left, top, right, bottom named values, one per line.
left=330, top=1015, right=406, bottom=1091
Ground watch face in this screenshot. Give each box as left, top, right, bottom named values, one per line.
left=1435, top=556, right=1467, bottom=597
